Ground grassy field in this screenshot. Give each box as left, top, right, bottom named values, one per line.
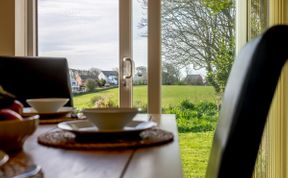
left=73, top=85, right=216, bottom=110
left=73, top=85, right=217, bottom=178
left=73, top=88, right=119, bottom=109
left=180, top=132, right=214, bottom=177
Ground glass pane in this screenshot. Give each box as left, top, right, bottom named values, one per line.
left=161, top=0, right=235, bottom=177
left=38, top=0, right=119, bottom=110
left=133, top=0, right=147, bottom=112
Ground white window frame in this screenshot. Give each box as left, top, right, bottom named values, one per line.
left=26, top=0, right=162, bottom=114
left=15, top=0, right=37, bottom=56
left=27, top=0, right=37, bottom=56
left=119, top=0, right=133, bottom=107
left=236, top=0, right=247, bottom=55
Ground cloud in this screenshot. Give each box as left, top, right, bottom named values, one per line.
left=38, top=0, right=147, bottom=70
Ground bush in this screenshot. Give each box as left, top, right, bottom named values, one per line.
left=90, top=96, right=117, bottom=108
left=164, top=100, right=218, bottom=133
left=180, top=99, right=195, bottom=110
left=85, top=79, right=96, bottom=92
left=134, top=100, right=147, bottom=113
left=96, top=79, right=106, bottom=87
left=195, top=102, right=218, bottom=117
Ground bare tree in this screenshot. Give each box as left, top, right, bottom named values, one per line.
left=134, top=66, right=148, bottom=85
left=162, top=61, right=182, bottom=84
left=138, top=0, right=235, bottom=94
left=89, top=67, right=101, bottom=79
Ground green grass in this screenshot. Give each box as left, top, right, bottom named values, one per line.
left=73, top=89, right=119, bottom=109
left=161, top=85, right=217, bottom=108
left=179, top=132, right=214, bottom=178
left=73, top=85, right=217, bottom=178
left=73, top=85, right=216, bottom=110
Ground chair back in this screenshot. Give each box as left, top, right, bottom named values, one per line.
left=0, top=56, right=73, bottom=107
left=206, top=25, right=288, bottom=178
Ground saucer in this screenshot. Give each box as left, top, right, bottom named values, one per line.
left=0, top=150, right=9, bottom=167
left=22, top=107, right=74, bottom=119
left=57, top=120, right=157, bottom=139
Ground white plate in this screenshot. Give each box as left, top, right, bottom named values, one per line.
left=22, top=107, right=74, bottom=119
left=58, top=120, right=157, bottom=137
left=0, top=150, right=8, bottom=167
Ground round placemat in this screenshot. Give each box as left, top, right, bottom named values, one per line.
left=37, top=129, right=174, bottom=150
left=39, top=117, right=76, bottom=125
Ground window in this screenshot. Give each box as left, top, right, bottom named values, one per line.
left=37, top=0, right=152, bottom=110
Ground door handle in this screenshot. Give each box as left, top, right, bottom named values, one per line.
left=123, top=57, right=133, bottom=79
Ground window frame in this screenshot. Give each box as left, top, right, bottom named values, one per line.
left=28, top=0, right=162, bottom=114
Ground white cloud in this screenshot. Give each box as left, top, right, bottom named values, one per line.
left=38, top=0, right=147, bottom=71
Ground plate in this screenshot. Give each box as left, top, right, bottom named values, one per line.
left=57, top=120, right=157, bottom=140
left=22, top=107, right=74, bottom=119
left=0, top=150, right=9, bottom=167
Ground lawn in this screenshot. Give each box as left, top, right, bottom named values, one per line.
left=179, top=132, right=214, bottom=178
left=73, top=85, right=217, bottom=178
left=73, top=88, right=119, bottom=109
left=73, top=85, right=216, bottom=110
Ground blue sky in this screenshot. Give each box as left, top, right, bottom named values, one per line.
left=38, top=0, right=147, bottom=71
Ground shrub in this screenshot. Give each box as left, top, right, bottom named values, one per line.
left=96, top=79, right=106, bottom=87
left=90, top=96, right=117, bottom=108
left=163, top=100, right=218, bottom=133
left=180, top=99, right=195, bottom=110
left=195, top=101, right=218, bottom=117
left=134, top=100, right=147, bottom=113
left=85, top=79, right=96, bottom=92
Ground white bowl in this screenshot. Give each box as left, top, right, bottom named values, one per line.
left=82, top=108, right=138, bottom=130
left=0, top=115, right=39, bottom=152
left=26, top=98, right=69, bottom=113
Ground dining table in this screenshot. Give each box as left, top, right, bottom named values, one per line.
left=4, top=114, right=183, bottom=178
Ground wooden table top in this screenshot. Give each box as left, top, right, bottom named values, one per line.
left=6, top=114, right=183, bottom=178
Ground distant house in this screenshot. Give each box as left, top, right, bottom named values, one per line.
left=74, top=72, right=83, bottom=87
left=69, top=69, right=80, bottom=93
left=98, top=71, right=118, bottom=85
left=78, top=71, right=96, bottom=84
left=69, top=69, right=99, bottom=93
left=184, top=74, right=204, bottom=85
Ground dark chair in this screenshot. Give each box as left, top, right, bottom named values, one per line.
left=0, top=56, right=73, bottom=107
left=206, top=25, right=288, bottom=178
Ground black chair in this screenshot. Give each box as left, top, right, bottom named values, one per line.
left=206, top=25, right=288, bottom=178
left=0, top=56, right=73, bottom=107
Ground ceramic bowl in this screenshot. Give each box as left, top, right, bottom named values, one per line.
left=82, top=108, right=138, bottom=130
left=0, top=115, right=39, bottom=152
left=26, top=98, right=69, bottom=113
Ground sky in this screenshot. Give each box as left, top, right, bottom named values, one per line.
left=38, top=0, right=205, bottom=77
left=38, top=0, right=147, bottom=71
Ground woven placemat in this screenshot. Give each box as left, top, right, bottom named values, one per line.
left=39, top=117, right=76, bottom=125
left=0, top=152, right=43, bottom=178
left=37, top=128, right=174, bottom=150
